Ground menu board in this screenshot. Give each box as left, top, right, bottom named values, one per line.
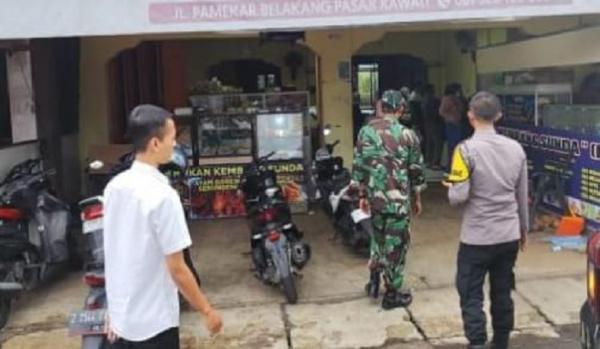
left=166, top=160, right=308, bottom=220
left=581, top=168, right=600, bottom=205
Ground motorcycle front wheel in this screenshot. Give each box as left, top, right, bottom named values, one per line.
left=282, top=276, right=298, bottom=304
left=0, top=298, right=11, bottom=330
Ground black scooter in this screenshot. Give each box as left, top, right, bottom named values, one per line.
left=67, top=156, right=128, bottom=349
left=240, top=153, right=310, bottom=304
left=240, top=152, right=302, bottom=239
left=0, top=158, right=71, bottom=330
left=312, top=140, right=351, bottom=215
left=329, top=184, right=372, bottom=257
left=313, top=140, right=371, bottom=255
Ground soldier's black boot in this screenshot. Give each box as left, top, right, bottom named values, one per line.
left=382, top=289, right=412, bottom=310
left=365, top=269, right=380, bottom=299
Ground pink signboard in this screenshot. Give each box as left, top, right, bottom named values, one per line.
left=149, top=0, right=572, bottom=24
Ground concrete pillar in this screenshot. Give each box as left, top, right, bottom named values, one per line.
left=305, top=28, right=385, bottom=166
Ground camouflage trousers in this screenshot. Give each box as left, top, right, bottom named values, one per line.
left=370, top=214, right=411, bottom=291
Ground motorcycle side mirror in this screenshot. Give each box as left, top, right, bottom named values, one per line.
left=266, top=187, right=279, bottom=198
left=89, top=160, right=104, bottom=170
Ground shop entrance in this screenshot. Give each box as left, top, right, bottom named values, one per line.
left=351, top=54, right=427, bottom=141
left=105, top=37, right=319, bottom=220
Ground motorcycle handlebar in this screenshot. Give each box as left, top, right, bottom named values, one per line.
left=0, top=159, right=49, bottom=188
left=259, top=151, right=276, bottom=161
left=0, top=168, right=56, bottom=200
left=0, top=158, right=44, bottom=184
left=325, top=140, right=340, bottom=154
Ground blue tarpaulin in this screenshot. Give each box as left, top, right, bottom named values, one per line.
left=544, top=236, right=587, bottom=252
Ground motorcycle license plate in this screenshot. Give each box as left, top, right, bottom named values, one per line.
left=351, top=209, right=370, bottom=223
left=83, top=218, right=103, bottom=234
left=68, top=309, right=106, bottom=336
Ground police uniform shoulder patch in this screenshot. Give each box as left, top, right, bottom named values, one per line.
left=447, top=143, right=470, bottom=183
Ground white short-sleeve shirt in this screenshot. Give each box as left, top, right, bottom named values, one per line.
left=103, top=161, right=191, bottom=341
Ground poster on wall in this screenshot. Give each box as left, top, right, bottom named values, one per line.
left=498, top=125, right=600, bottom=230
left=185, top=164, right=246, bottom=220
left=268, top=160, right=307, bottom=206
left=167, top=159, right=308, bottom=220
left=6, top=51, right=37, bottom=143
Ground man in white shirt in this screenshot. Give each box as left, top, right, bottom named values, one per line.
left=104, top=105, right=222, bottom=348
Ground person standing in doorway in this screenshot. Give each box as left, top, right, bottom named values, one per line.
left=409, top=84, right=426, bottom=149
left=353, top=90, right=427, bottom=310
left=439, top=83, right=466, bottom=169
left=104, top=105, right=222, bottom=349
left=422, top=84, right=444, bottom=169
left=443, top=92, right=528, bottom=349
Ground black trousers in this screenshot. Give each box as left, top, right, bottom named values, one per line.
left=423, top=120, right=443, bottom=166
left=456, top=241, right=519, bottom=348
left=108, top=327, right=179, bottom=349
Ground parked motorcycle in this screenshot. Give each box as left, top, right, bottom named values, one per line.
left=240, top=153, right=311, bottom=304
left=0, top=158, right=71, bottom=330
left=528, top=152, right=573, bottom=229
left=67, top=157, right=116, bottom=348
left=329, top=183, right=372, bottom=257
left=239, top=152, right=281, bottom=207
left=312, top=140, right=371, bottom=256
left=312, top=140, right=351, bottom=215
left=69, top=193, right=107, bottom=348
left=240, top=152, right=302, bottom=239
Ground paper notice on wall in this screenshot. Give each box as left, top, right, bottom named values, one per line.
left=6, top=51, right=37, bottom=143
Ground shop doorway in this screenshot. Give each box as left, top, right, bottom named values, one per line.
left=351, top=54, right=427, bottom=141
left=105, top=37, right=319, bottom=220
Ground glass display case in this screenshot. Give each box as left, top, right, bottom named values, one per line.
left=197, top=114, right=253, bottom=158
left=173, top=91, right=312, bottom=218
left=177, top=91, right=310, bottom=163
left=542, top=104, right=600, bottom=135
left=189, top=91, right=309, bottom=114
left=256, top=113, right=304, bottom=160
left=490, top=84, right=572, bottom=126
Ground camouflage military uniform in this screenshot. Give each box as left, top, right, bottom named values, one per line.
left=352, top=114, right=426, bottom=291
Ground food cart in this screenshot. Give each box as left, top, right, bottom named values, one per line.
left=174, top=91, right=311, bottom=219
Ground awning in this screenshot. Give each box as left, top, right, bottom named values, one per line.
left=0, top=0, right=598, bottom=40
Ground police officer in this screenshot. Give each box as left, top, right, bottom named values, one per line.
left=353, top=89, right=427, bottom=310
left=443, top=92, right=529, bottom=349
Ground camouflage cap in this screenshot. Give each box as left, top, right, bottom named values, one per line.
left=381, top=90, right=408, bottom=110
